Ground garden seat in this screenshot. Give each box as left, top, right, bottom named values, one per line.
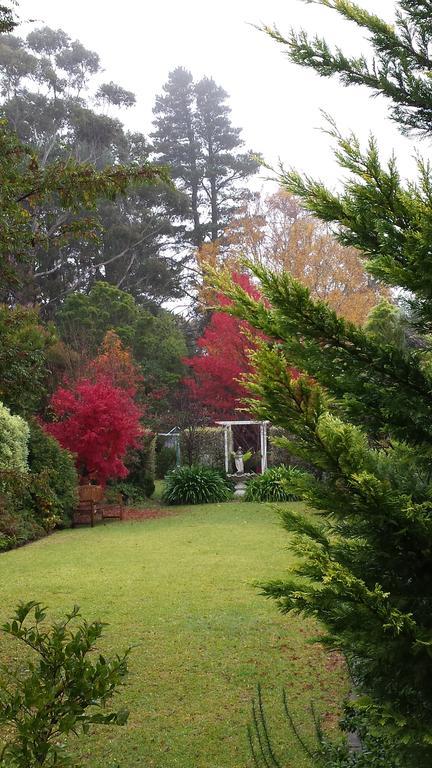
left=73, top=486, right=124, bottom=527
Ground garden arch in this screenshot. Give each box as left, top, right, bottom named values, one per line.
left=215, top=420, right=269, bottom=475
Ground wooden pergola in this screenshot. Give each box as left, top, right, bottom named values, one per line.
left=215, top=420, right=270, bottom=474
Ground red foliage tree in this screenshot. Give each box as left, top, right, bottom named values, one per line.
left=184, top=273, right=262, bottom=419
left=45, top=378, right=143, bottom=485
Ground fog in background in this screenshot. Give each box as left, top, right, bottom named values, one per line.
left=18, top=0, right=423, bottom=189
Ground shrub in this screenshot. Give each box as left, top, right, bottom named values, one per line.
left=268, top=426, right=293, bottom=468
left=0, top=601, right=129, bottom=767
left=126, top=433, right=156, bottom=496
left=213, top=467, right=236, bottom=491
left=26, top=469, right=63, bottom=532
left=28, top=421, right=78, bottom=527
left=0, top=304, right=57, bottom=417
left=244, top=466, right=301, bottom=503
left=0, top=471, right=45, bottom=552
left=0, top=423, right=78, bottom=551
left=142, top=474, right=155, bottom=498
left=0, top=467, right=67, bottom=549
left=105, top=480, right=151, bottom=506
left=0, top=400, right=29, bottom=472
left=162, top=465, right=232, bottom=505
left=180, top=427, right=225, bottom=468
left=156, top=445, right=177, bottom=478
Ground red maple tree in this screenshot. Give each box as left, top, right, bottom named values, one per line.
left=45, top=377, right=143, bottom=485
left=184, top=273, right=262, bottom=419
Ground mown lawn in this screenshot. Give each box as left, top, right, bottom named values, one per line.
left=0, top=502, right=346, bottom=768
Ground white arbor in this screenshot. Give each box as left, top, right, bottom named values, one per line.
left=215, top=420, right=269, bottom=474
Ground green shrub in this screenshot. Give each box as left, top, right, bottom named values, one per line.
left=0, top=423, right=78, bottom=551
left=0, top=601, right=129, bottom=767
left=156, top=445, right=177, bottom=478
left=268, top=426, right=293, bottom=468
left=162, top=465, right=232, bottom=505
left=0, top=304, right=57, bottom=417
left=244, top=466, right=301, bottom=503
left=106, top=480, right=151, bottom=506
left=125, top=433, right=156, bottom=496
left=0, top=471, right=46, bottom=551
left=180, top=427, right=225, bottom=468
left=213, top=467, right=236, bottom=491
left=28, top=421, right=78, bottom=526
left=0, top=400, right=29, bottom=472
left=142, top=473, right=155, bottom=498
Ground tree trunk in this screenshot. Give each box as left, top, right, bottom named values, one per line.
left=186, top=115, right=202, bottom=247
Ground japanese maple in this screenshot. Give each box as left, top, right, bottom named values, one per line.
left=184, top=273, right=262, bottom=419
left=45, top=377, right=143, bottom=485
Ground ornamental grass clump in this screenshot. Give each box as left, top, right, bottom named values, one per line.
left=245, top=466, right=301, bottom=503
left=162, top=465, right=232, bottom=505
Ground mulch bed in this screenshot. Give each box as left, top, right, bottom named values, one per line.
left=120, top=506, right=178, bottom=521
left=73, top=504, right=181, bottom=527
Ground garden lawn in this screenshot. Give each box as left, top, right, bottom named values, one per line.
left=0, top=502, right=346, bottom=768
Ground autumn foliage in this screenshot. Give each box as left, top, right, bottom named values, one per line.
left=45, top=378, right=143, bottom=485
left=184, top=274, right=262, bottom=419
left=45, top=332, right=145, bottom=485
left=89, top=330, right=142, bottom=395
left=196, top=190, right=386, bottom=324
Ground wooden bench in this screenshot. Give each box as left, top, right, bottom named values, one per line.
left=73, top=486, right=124, bottom=527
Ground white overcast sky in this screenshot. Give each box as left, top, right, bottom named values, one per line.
left=17, top=0, right=426, bottom=190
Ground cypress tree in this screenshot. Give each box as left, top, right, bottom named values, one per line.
left=212, top=2, right=432, bottom=765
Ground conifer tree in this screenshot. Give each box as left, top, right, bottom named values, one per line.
left=212, top=2, right=432, bottom=765
left=152, top=67, right=258, bottom=246
left=152, top=68, right=202, bottom=244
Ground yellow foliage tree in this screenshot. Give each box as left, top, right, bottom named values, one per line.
left=197, top=190, right=386, bottom=324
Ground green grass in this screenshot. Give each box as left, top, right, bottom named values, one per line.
left=0, top=502, right=346, bottom=768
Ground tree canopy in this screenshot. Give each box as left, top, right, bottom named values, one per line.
left=198, top=189, right=386, bottom=324
left=57, top=281, right=188, bottom=397
left=0, top=26, right=186, bottom=310
left=152, top=67, right=259, bottom=247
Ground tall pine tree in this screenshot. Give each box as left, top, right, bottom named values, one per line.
left=212, top=2, right=432, bottom=765
left=152, top=67, right=258, bottom=247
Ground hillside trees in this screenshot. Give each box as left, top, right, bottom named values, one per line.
left=152, top=67, right=259, bottom=247
left=211, top=1, right=432, bottom=765
left=0, top=106, right=169, bottom=308
left=0, top=3, right=15, bottom=33
left=0, top=26, right=186, bottom=309
left=56, top=282, right=188, bottom=398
